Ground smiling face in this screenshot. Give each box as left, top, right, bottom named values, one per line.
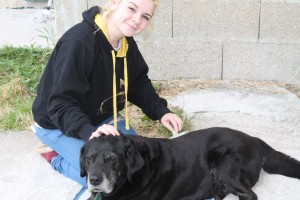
left=107, top=0, right=155, bottom=39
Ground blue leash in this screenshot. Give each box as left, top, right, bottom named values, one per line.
left=73, top=186, right=87, bottom=200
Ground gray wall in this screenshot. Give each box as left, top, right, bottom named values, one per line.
left=54, top=0, right=300, bottom=86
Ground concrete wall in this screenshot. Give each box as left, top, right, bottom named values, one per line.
left=53, top=0, right=300, bottom=86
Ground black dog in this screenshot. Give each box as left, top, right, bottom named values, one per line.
left=80, top=127, right=300, bottom=200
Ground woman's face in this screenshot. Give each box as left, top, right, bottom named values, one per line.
left=110, top=0, right=155, bottom=37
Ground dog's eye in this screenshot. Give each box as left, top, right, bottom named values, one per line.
left=86, top=156, right=93, bottom=165
left=103, top=152, right=117, bottom=163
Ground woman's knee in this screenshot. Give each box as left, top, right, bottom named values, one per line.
left=33, top=125, right=63, bottom=145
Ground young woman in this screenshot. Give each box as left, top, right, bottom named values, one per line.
left=32, top=0, right=183, bottom=191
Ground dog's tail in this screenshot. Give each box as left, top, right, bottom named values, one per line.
left=258, top=139, right=300, bottom=179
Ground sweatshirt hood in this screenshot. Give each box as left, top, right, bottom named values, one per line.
left=82, top=6, right=101, bottom=29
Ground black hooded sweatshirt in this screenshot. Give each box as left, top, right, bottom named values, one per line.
left=32, top=6, right=171, bottom=141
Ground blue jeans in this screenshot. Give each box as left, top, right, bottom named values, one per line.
left=32, top=115, right=137, bottom=187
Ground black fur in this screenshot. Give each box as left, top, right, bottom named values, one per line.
left=80, top=127, right=300, bottom=200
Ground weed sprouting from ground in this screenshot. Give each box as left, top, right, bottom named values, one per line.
left=35, top=24, right=56, bottom=48
left=126, top=82, right=193, bottom=138
left=133, top=106, right=192, bottom=138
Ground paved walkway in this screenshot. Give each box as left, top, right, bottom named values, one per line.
left=0, top=1, right=54, bottom=47
left=1, top=82, right=299, bottom=199
left=0, top=131, right=83, bottom=199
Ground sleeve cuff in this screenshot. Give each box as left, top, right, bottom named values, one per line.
left=157, top=106, right=172, bottom=121
left=77, top=123, right=97, bottom=142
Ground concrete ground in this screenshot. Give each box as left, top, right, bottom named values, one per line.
left=0, top=2, right=299, bottom=200
left=0, top=0, right=54, bottom=47
left=1, top=82, right=299, bottom=200
left=0, top=131, right=83, bottom=199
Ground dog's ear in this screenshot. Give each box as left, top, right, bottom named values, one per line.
left=80, top=144, right=87, bottom=177
left=121, top=135, right=145, bottom=182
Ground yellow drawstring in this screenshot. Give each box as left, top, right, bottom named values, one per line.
left=124, top=58, right=129, bottom=130
left=112, top=52, right=130, bottom=130
left=111, top=51, right=118, bottom=130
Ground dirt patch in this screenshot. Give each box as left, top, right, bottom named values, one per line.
left=129, top=80, right=300, bottom=138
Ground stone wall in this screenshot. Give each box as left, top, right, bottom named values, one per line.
left=54, top=0, right=300, bottom=86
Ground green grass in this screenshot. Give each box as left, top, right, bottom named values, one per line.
left=0, top=45, right=51, bottom=93
left=158, top=107, right=192, bottom=138
left=0, top=45, right=51, bottom=130
left=137, top=107, right=192, bottom=138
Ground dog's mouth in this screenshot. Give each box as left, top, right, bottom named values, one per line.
left=91, top=188, right=102, bottom=193
left=87, top=174, right=114, bottom=194
left=88, top=183, right=113, bottom=194
left=89, top=185, right=112, bottom=194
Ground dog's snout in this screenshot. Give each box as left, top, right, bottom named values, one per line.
left=89, top=174, right=103, bottom=186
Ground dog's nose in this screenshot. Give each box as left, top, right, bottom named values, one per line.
left=89, top=175, right=103, bottom=186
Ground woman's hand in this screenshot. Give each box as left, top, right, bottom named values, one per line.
left=89, top=124, right=120, bottom=140
left=160, top=113, right=183, bottom=134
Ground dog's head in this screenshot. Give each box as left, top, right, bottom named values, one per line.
left=80, top=134, right=145, bottom=195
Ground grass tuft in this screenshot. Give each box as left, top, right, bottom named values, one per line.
left=0, top=77, right=28, bottom=102
left=157, top=107, right=192, bottom=138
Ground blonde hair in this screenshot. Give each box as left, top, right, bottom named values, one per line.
left=101, top=0, right=160, bottom=18
left=101, top=0, right=159, bottom=38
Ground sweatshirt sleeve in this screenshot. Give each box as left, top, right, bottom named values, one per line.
left=47, top=40, right=97, bottom=141
left=127, top=41, right=172, bottom=121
